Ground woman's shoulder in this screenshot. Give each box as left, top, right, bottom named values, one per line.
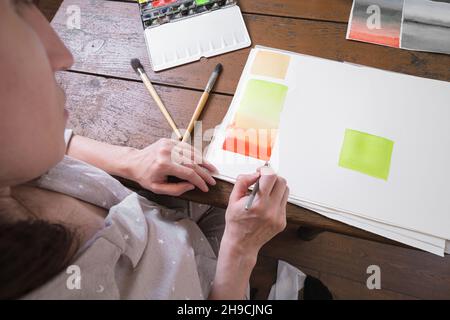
left=33, top=156, right=133, bottom=210
left=22, top=192, right=215, bottom=300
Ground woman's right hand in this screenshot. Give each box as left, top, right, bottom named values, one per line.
left=222, top=167, right=289, bottom=260
left=209, top=168, right=289, bottom=299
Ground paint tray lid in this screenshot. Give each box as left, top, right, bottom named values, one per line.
left=144, top=5, right=251, bottom=71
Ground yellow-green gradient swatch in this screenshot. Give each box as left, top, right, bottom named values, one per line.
left=339, top=129, right=394, bottom=180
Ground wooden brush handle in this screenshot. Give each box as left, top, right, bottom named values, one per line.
left=141, top=73, right=182, bottom=140
left=182, top=92, right=210, bottom=143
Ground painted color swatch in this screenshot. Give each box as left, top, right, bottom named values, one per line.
left=347, top=0, right=403, bottom=48
left=339, top=129, right=394, bottom=180
left=251, top=51, right=291, bottom=79
left=223, top=79, right=288, bottom=161
left=401, top=0, right=450, bottom=55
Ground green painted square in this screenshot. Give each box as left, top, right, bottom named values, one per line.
left=195, top=0, right=209, bottom=5
left=339, top=129, right=394, bottom=180
left=235, top=79, right=288, bottom=130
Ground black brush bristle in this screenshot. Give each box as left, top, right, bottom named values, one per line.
left=214, top=63, right=223, bottom=74
left=131, top=58, right=144, bottom=73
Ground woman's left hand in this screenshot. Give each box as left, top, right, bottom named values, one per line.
left=124, top=138, right=217, bottom=196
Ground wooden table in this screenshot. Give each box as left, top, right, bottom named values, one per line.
left=51, top=0, right=450, bottom=249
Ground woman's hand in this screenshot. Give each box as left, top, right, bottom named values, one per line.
left=125, top=138, right=217, bottom=196
left=67, top=135, right=217, bottom=197
left=209, top=167, right=289, bottom=300
left=222, top=167, right=289, bottom=258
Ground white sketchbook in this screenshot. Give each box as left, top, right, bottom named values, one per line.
left=206, top=46, right=450, bottom=255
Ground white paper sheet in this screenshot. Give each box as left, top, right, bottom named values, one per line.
left=206, top=46, right=450, bottom=251
left=271, top=53, right=450, bottom=240
left=296, top=200, right=446, bottom=256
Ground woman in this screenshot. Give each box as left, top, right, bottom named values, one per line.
left=0, top=0, right=289, bottom=299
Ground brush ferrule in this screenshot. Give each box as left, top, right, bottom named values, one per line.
left=136, top=67, right=145, bottom=77
left=205, top=73, right=218, bottom=93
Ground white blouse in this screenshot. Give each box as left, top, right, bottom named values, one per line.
left=22, top=132, right=221, bottom=299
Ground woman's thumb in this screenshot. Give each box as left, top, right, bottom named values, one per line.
left=230, top=172, right=260, bottom=202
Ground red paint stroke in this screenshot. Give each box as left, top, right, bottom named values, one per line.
left=222, top=124, right=275, bottom=161
left=348, top=21, right=400, bottom=48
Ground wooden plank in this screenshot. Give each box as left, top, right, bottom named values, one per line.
left=57, top=72, right=230, bottom=148
left=52, top=0, right=450, bottom=96
left=117, top=0, right=353, bottom=23
left=239, top=0, right=352, bottom=22
left=252, top=255, right=417, bottom=299
left=261, top=225, right=450, bottom=299
left=252, top=255, right=416, bottom=300
left=318, top=272, right=417, bottom=300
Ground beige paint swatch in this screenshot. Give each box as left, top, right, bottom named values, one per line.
left=251, top=50, right=291, bottom=79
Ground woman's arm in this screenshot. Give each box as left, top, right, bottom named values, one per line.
left=66, top=134, right=136, bottom=179
left=209, top=239, right=257, bottom=300
left=67, top=134, right=289, bottom=300
left=67, top=135, right=137, bottom=178
left=66, top=134, right=217, bottom=196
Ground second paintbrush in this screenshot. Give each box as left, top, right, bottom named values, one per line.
left=182, top=63, right=223, bottom=143
left=131, top=58, right=182, bottom=140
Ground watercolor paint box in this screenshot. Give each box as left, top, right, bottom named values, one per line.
left=137, top=0, right=251, bottom=71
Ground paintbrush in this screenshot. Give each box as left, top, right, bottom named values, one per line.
left=131, top=58, right=182, bottom=140
left=245, top=162, right=270, bottom=211
left=181, top=63, right=223, bottom=143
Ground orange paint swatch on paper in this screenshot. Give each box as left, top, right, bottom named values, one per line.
left=223, top=79, right=288, bottom=161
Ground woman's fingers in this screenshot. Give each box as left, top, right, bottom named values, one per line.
left=181, top=157, right=216, bottom=186
left=230, top=172, right=261, bottom=203
left=167, top=163, right=209, bottom=192
left=152, top=181, right=195, bottom=196
left=198, top=159, right=217, bottom=174
left=258, top=166, right=278, bottom=195
left=280, top=186, right=289, bottom=210
left=271, top=176, right=288, bottom=202
left=173, top=143, right=217, bottom=173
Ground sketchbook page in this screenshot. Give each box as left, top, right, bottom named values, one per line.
left=293, top=198, right=446, bottom=252
left=271, top=52, right=450, bottom=240
left=206, top=46, right=450, bottom=240
left=299, top=201, right=445, bottom=256
left=206, top=47, right=270, bottom=178
left=288, top=193, right=447, bottom=248
left=291, top=194, right=446, bottom=247
left=291, top=197, right=446, bottom=256
left=290, top=195, right=446, bottom=249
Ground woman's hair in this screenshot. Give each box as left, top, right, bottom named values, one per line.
left=0, top=218, right=79, bottom=299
